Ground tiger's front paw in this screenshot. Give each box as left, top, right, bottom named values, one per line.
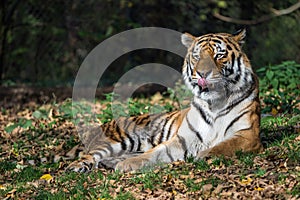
left=66, top=155, right=94, bottom=173
left=115, top=157, right=149, bottom=172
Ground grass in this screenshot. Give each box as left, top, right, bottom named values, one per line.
left=1, top=98, right=299, bottom=199
left=0, top=127, right=299, bottom=199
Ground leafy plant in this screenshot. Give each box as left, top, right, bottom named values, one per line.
left=255, top=168, right=266, bottom=177
left=32, top=110, right=49, bottom=119
left=261, top=114, right=299, bottom=130
left=165, top=80, right=192, bottom=110
left=257, top=61, right=300, bottom=114
left=0, top=161, right=17, bottom=173
left=4, top=118, right=33, bottom=133
left=235, top=151, right=255, bottom=167
left=11, top=166, right=43, bottom=183
left=194, top=159, right=210, bottom=171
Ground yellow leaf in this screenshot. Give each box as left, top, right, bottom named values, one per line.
left=172, top=190, right=177, bottom=195
left=0, top=185, right=6, bottom=190
left=240, top=177, right=252, bottom=185
left=271, top=108, right=278, bottom=116
left=40, top=174, right=53, bottom=181
left=254, top=187, right=264, bottom=191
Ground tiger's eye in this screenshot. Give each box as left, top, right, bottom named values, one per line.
left=194, top=55, right=200, bottom=60
left=215, top=54, right=224, bottom=59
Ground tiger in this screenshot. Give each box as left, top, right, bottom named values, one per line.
left=67, top=29, right=263, bottom=172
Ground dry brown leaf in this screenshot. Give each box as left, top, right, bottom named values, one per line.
left=202, top=183, right=213, bottom=194
left=213, top=184, right=223, bottom=194
left=65, top=144, right=79, bottom=159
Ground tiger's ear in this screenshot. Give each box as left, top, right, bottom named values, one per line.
left=181, top=32, right=195, bottom=48
left=232, top=29, right=246, bottom=45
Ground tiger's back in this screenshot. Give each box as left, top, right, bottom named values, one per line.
left=68, top=29, right=263, bottom=172
left=80, top=109, right=189, bottom=155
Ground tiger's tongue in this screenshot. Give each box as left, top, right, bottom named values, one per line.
left=198, top=78, right=207, bottom=89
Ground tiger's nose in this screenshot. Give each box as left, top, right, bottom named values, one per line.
left=197, top=69, right=211, bottom=78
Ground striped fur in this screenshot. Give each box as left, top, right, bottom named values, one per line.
left=67, top=29, right=263, bottom=172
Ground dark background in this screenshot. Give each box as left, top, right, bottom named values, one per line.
left=1, top=0, right=299, bottom=88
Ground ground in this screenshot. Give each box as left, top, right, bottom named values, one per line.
left=0, top=86, right=299, bottom=199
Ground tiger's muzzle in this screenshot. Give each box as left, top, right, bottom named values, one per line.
left=192, top=51, right=220, bottom=92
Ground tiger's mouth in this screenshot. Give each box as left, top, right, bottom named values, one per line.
left=198, top=78, right=207, bottom=89
left=192, top=78, right=209, bottom=92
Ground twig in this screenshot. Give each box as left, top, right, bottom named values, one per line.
left=213, top=1, right=300, bottom=25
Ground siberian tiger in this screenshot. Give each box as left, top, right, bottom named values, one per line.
left=67, top=29, right=263, bottom=172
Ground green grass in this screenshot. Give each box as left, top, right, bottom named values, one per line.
left=254, top=168, right=266, bottom=178
left=194, top=159, right=210, bottom=171
left=12, top=167, right=43, bottom=183
left=1, top=124, right=299, bottom=199
left=235, top=151, right=256, bottom=167
left=0, top=161, right=17, bottom=172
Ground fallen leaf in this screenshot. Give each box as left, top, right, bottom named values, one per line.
left=0, top=185, right=6, bottom=190
left=240, top=177, right=253, bottom=185
left=16, top=164, right=26, bottom=170
left=40, top=174, right=53, bottom=181
left=40, top=157, right=48, bottom=163
left=28, top=160, right=35, bottom=166
left=54, top=155, right=62, bottom=163
left=202, top=183, right=213, bottom=196
left=66, top=144, right=79, bottom=159
left=254, top=187, right=264, bottom=191
left=213, top=184, right=223, bottom=194
left=271, top=108, right=278, bottom=116
left=55, top=141, right=65, bottom=152
left=172, top=189, right=177, bottom=195
left=151, top=92, right=163, bottom=103
left=3, top=188, right=17, bottom=200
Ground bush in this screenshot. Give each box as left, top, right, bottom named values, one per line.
left=256, top=61, right=300, bottom=114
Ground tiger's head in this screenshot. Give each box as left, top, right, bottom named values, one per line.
left=181, top=29, right=256, bottom=104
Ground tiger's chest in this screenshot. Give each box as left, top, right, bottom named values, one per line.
left=177, top=98, right=252, bottom=154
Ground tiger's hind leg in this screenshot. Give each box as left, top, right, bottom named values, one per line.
left=66, top=124, right=135, bottom=172
left=66, top=152, right=144, bottom=172
left=197, top=130, right=263, bottom=159
left=97, top=152, right=144, bottom=169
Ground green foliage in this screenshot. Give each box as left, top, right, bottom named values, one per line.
left=0, top=161, right=17, bottom=173
left=184, top=178, right=202, bottom=191
left=194, top=159, right=210, bottom=171
left=94, top=93, right=115, bottom=123
left=1, top=95, right=300, bottom=198
left=5, top=118, right=33, bottom=133
left=32, top=110, right=49, bottom=119
left=1, top=1, right=299, bottom=86
left=129, top=170, right=162, bottom=190
left=212, top=156, right=233, bottom=167
left=290, top=182, right=300, bottom=196
left=257, top=61, right=300, bottom=114
left=166, top=81, right=193, bottom=109
left=97, top=92, right=175, bottom=123
left=235, top=151, right=255, bottom=167
left=34, top=191, right=68, bottom=200
left=261, top=114, right=299, bottom=131
left=12, top=166, right=43, bottom=183
left=255, top=168, right=266, bottom=177
left=4, top=99, right=95, bottom=134
left=127, top=98, right=152, bottom=116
